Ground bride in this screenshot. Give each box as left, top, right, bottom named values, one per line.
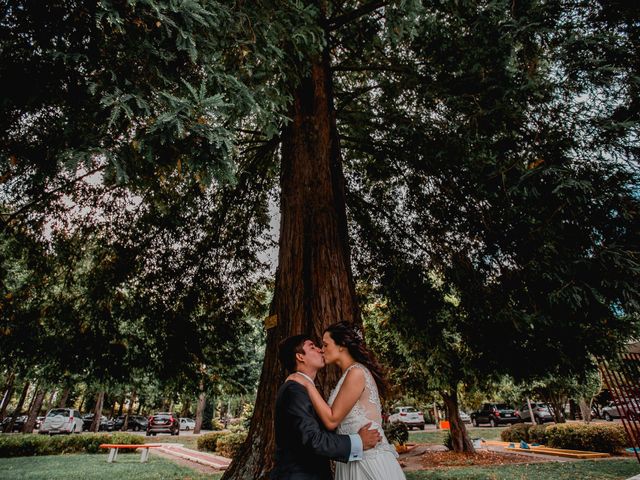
left=288, top=321, right=406, bottom=480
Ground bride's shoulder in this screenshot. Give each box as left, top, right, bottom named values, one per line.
left=343, top=364, right=366, bottom=384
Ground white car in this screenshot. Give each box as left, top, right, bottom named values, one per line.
left=179, top=417, right=196, bottom=431
left=388, top=406, right=425, bottom=430
left=39, top=408, right=84, bottom=435
left=459, top=411, right=472, bottom=424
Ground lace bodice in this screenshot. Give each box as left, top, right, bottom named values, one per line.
left=328, top=363, right=397, bottom=458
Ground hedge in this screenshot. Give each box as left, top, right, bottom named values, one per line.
left=197, top=431, right=227, bottom=452
left=0, top=433, right=143, bottom=458
left=501, top=423, right=532, bottom=443
left=215, top=432, right=247, bottom=458
left=545, top=423, right=627, bottom=454
left=500, top=422, right=627, bottom=453
left=197, top=431, right=246, bottom=458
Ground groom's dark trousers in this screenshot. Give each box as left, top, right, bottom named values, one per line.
left=270, top=381, right=351, bottom=480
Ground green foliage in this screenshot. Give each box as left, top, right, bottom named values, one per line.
left=0, top=433, right=142, bottom=458
left=528, top=425, right=549, bottom=445
left=383, top=421, right=409, bottom=446
left=196, top=431, right=226, bottom=452
left=442, top=431, right=453, bottom=451
left=211, top=417, right=224, bottom=431
left=215, top=432, right=247, bottom=459
left=545, top=423, right=628, bottom=454
left=501, top=423, right=534, bottom=443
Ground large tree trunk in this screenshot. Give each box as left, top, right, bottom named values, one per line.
left=181, top=398, right=191, bottom=418
left=23, top=389, right=46, bottom=433
left=57, top=387, right=70, bottom=408
left=90, top=391, right=105, bottom=432
left=3, top=381, right=29, bottom=433
left=222, top=36, right=358, bottom=480
left=579, top=398, right=592, bottom=423
left=441, top=389, right=475, bottom=453
left=0, top=373, right=15, bottom=420
left=194, top=385, right=206, bottom=434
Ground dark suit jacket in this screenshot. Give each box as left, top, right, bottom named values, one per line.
left=270, top=380, right=351, bottom=480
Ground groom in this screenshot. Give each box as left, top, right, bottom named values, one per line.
left=270, top=334, right=381, bottom=480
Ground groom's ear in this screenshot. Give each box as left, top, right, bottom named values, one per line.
left=295, top=351, right=305, bottom=364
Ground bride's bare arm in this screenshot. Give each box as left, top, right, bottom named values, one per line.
left=297, top=369, right=365, bottom=430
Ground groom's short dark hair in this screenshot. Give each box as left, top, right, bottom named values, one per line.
left=278, top=334, right=313, bottom=374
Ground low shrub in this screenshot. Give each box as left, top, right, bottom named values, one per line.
left=528, top=424, right=548, bottom=445
left=383, top=422, right=409, bottom=445
left=197, top=431, right=226, bottom=452
left=211, top=418, right=225, bottom=431
left=443, top=431, right=452, bottom=450
left=545, top=423, right=627, bottom=454
left=0, top=433, right=142, bottom=457
left=500, top=423, right=532, bottom=443
left=216, top=432, right=247, bottom=458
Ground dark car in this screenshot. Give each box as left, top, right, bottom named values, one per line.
left=82, top=414, right=114, bottom=431
left=1, top=415, right=27, bottom=432
left=601, top=399, right=640, bottom=421
left=146, top=412, right=179, bottom=436
left=113, top=414, right=148, bottom=431
left=517, top=402, right=554, bottom=424
left=471, top=403, right=519, bottom=427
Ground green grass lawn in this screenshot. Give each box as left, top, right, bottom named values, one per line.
left=1, top=451, right=637, bottom=480
left=409, top=427, right=506, bottom=444
left=0, top=453, right=222, bottom=480
left=404, top=459, right=639, bottom=479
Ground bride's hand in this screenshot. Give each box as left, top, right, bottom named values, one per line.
left=286, top=373, right=313, bottom=388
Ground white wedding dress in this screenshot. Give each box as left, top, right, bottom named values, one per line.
left=328, top=363, right=406, bottom=480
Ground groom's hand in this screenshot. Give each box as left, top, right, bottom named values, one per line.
left=357, top=422, right=381, bottom=450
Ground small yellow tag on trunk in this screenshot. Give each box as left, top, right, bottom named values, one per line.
left=264, top=314, right=278, bottom=329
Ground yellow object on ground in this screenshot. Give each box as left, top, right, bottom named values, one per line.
left=481, top=440, right=610, bottom=459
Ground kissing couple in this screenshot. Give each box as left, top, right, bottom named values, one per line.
left=271, top=321, right=406, bottom=480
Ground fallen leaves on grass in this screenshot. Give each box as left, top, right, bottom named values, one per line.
left=421, top=450, right=537, bottom=469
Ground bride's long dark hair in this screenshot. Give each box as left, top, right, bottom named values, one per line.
left=325, top=321, right=387, bottom=398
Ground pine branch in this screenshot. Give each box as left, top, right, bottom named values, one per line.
left=1, top=166, right=106, bottom=227
left=329, top=1, right=389, bottom=31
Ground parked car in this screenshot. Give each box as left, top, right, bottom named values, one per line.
left=113, top=414, right=148, bottom=431
left=179, top=418, right=196, bottom=431
left=35, top=416, right=45, bottom=430
left=459, top=411, right=472, bottom=424
left=517, top=402, right=554, bottom=424
left=39, top=408, right=83, bottom=435
left=147, top=412, right=179, bottom=436
left=82, top=413, right=114, bottom=431
left=1, top=415, right=28, bottom=432
left=388, top=406, right=425, bottom=430
left=601, top=400, right=640, bottom=421
left=471, top=403, right=519, bottom=427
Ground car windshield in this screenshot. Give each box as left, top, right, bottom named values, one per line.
left=404, top=407, right=418, bottom=413
left=495, top=404, right=509, bottom=410
left=47, top=409, right=70, bottom=417
left=154, top=414, right=171, bottom=419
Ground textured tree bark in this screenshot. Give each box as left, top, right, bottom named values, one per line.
left=181, top=398, right=191, bottom=418
left=23, top=389, right=46, bottom=433
left=441, top=390, right=475, bottom=453
left=579, top=398, right=592, bottom=422
left=194, top=385, right=206, bottom=434
left=90, top=391, right=105, bottom=432
left=222, top=42, right=358, bottom=480
left=57, top=387, right=70, bottom=408
left=3, top=381, right=29, bottom=433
